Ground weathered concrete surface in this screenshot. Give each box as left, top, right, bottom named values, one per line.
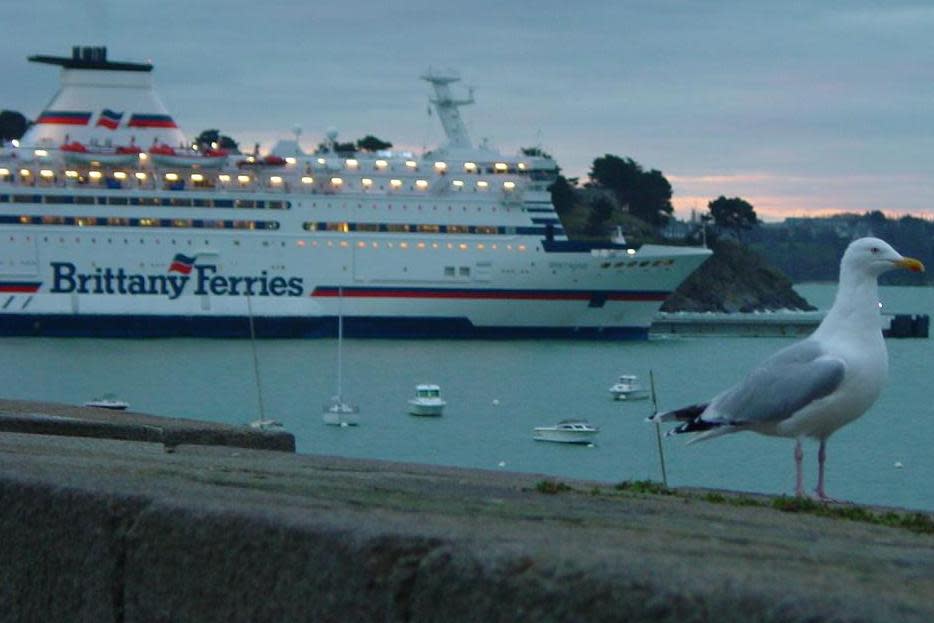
left=1, top=418, right=932, bottom=622
left=0, top=399, right=294, bottom=452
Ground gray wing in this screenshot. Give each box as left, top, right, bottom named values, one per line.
left=702, top=339, right=845, bottom=426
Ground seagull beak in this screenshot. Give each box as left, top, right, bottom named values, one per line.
left=895, top=257, right=925, bottom=273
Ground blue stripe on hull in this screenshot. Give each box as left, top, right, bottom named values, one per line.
left=0, top=314, right=649, bottom=340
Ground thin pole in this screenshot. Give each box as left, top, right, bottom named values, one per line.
left=247, top=293, right=266, bottom=422
left=649, top=370, right=668, bottom=488
left=336, top=286, right=343, bottom=400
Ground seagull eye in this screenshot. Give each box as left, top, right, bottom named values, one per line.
left=870, top=247, right=880, bottom=254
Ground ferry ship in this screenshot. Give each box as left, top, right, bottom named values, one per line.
left=0, top=46, right=711, bottom=339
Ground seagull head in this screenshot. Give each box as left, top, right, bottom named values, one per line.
left=842, top=237, right=925, bottom=278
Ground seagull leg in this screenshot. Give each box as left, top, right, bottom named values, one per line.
left=814, top=439, right=837, bottom=502
left=794, top=439, right=806, bottom=498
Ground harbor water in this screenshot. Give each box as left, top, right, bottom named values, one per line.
left=2, top=284, right=931, bottom=510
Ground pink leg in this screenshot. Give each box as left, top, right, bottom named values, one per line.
left=814, top=439, right=836, bottom=502
left=794, top=439, right=806, bottom=497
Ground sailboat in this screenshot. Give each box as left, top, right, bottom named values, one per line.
left=323, top=287, right=360, bottom=426
left=245, top=293, right=285, bottom=432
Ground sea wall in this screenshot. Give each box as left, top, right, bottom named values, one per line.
left=1, top=401, right=932, bottom=623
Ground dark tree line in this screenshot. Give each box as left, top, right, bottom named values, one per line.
left=0, top=110, right=29, bottom=141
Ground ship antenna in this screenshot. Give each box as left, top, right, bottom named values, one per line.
left=420, top=68, right=474, bottom=150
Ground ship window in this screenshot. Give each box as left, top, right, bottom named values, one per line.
left=447, top=225, right=468, bottom=234
left=12, top=194, right=39, bottom=203
left=136, top=197, right=160, bottom=206
left=45, top=195, right=74, bottom=204
left=474, top=226, right=499, bottom=235
left=459, top=266, right=470, bottom=276
left=214, top=199, right=233, bottom=208
left=206, top=220, right=226, bottom=229
left=235, top=199, right=255, bottom=209
left=444, top=266, right=455, bottom=277
left=356, top=223, right=379, bottom=232
left=417, top=224, right=440, bottom=233
left=108, top=197, right=129, bottom=205
left=0, top=194, right=7, bottom=202
left=233, top=220, right=256, bottom=230
left=108, top=217, right=130, bottom=226
left=193, top=198, right=211, bottom=207
left=76, top=217, right=97, bottom=227
left=173, top=219, right=193, bottom=228
left=138, top=218, right=158, bottom=227
left=42, top=215, right=65, bottom=225
left=386, top=223, right=410, bottom=233
left=267, top=200, right=285, bottom=210
left=171, top=198, right=192, bottom=207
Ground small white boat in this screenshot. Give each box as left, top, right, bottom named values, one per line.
left=609, top=374, right=649, bottom=401
left=83, top=394, right=129, bottom=410
left=249, top=418, right=285, bottom=432
left=323, top=396, right=360, bottom=427
left=407, top=384, right=446, bottom=416
left=532, top=419, right=599, bottom=444
left=148, top=143, right=228, bottom=168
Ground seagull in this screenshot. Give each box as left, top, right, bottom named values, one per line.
left=650, top=238, right=924, bottom=500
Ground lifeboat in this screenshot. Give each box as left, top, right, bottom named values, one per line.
left=60, top=142, right=142, bottom=166
left=236, top=154, right=288, bottom=168
left=148, top=144, right=229, bottom=168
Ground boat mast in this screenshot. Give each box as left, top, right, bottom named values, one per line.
left=421, top=69, right=474, bottom=150
left=336, top=287, right=343, bottom=401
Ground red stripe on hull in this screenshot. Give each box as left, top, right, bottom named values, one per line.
left=311, top=288, right=668, bottom=302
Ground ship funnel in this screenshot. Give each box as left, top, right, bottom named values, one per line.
left=21, top=46, right=187, bottom=149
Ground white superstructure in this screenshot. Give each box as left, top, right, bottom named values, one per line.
left=0, top=47, right=711, bottom=339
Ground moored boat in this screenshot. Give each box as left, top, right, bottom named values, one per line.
left=532, top=419, right=599, bottom=444
left=407, top=384, right=446, bottom=416
left=83, top=394, right=129, bottom=410
left=609, top=374, right=649, bottom=401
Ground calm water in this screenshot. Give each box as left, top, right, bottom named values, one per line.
left=2, top=284, right=931, bottom=510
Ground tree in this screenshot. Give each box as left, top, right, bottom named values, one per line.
left=548, top=175, right=577, bottom=215
left=585, top=195, right=615, bottom=237
left=588, top=154, right=673, bottom=227
left=0, top=110, right=29, bottom=142
left=194, top=129, right=239, bottom=152
left=356, top=135, right=392, bottom=152
left=708, top=196, right=758, bottom=240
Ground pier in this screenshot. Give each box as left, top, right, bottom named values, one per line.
left=651, top=312, right=929, bottom=338
left=1, top=399, right=931, bottom=622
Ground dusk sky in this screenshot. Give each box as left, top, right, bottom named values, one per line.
left=2, top=1, right=932, bottom=221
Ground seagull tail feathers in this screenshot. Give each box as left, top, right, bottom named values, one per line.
left=648, top=403, right=708, bottom=424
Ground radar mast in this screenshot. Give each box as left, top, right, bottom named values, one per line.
left=421, top=69, right=474, bottom=150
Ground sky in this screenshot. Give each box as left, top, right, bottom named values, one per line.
left=2, top=0, right=932, bottom=222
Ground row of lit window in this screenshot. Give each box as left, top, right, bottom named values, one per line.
left=295, top=238, right=528, bottom=252
left=309, top=158, right=524, bottom=175
left=0, top=193, right=289, bottom=209
left=0, top=214, right=278, bottom=230
left=0, top=193, right=286, bottom=209
left=302, top=222, right=529, bottom=236
left=3, top=168, right=518, bottom=192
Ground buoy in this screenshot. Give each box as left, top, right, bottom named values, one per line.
left=894, top=461, right=904, bottom=469
left=492, top=399, right=500, bottom=406
left=497, top=461, right=506, bottom=467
